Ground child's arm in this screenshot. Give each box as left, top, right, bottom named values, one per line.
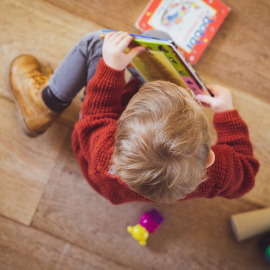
left=72, top=32, right=145, bottom=189
left=197, top=86, right=260, bottom=198
left=80, top=31, right=145, bottom=118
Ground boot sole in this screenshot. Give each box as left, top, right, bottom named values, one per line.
left=9, top=55, right=45, bottom=137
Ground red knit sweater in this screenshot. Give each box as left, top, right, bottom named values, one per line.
left=72, top=58, right=260, bottom=204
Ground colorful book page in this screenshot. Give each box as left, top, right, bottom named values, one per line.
left=132, top=39, right=190, bottom=78
left=130, top=50, right=190, bottom=90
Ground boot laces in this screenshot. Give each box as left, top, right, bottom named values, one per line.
left=27, top=72, right=48, bottom=92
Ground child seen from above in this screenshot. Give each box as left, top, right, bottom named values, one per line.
left=9, top=30, right=260, bottom=204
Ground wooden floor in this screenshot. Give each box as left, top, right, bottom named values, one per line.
left=0, top=0, right=270, bottom=269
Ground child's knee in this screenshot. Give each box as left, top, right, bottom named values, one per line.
left=77, top=30, right=104, bottom=57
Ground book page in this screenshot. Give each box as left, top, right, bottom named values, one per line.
left=132, top=50, right=189, bottom=90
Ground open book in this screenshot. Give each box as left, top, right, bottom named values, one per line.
left=102, top=29, right=211, bottom=96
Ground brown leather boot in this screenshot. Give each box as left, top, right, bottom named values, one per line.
left=9, top=55, right=60, bottom=137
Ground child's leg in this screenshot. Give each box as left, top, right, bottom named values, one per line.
left=46, top=29, right=169, bottom=110
left=9, top=30, right=104, bottom=136
left=48, top=29, right=169, bottom=105
left=43, top=30, right=103, bottom=111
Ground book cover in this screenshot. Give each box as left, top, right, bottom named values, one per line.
left=136, top=0, right=230, bottom=64
left=101, top=29, right=211, bottom=96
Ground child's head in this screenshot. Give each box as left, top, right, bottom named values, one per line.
left=112, top=81, right=211, bottom=203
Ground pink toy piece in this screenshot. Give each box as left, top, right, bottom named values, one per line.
left=149, top=209, right=164, bottom=225
left=139, top=209, right=164, bottom=233
left=139, top=212, right=158, bottom=233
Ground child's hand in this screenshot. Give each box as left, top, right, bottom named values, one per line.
left=102, top=31, right=145, bottom=71
left=197, top=85, right=234, bottom=113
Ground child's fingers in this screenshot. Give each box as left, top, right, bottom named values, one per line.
left=206, top=85, right=225, bottom=97
left=118, top=35, right=134, bottom=50
left=109, top=31, right=124, bottom=42
left=206, top=85, right=219, bottom=97
left=201, top=102, right=211, bottom=107
left=104, top=32, right=115, bottom=42
left=111, top=32, right=129, bottom=45
left=126, top=46, right=146, bottom=62
left=197, top=94, right=213, bottom=106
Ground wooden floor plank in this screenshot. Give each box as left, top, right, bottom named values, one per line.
left=44, top=0, right=270, bottom=104
left=1, top=0, right=270, bottom=268
left=0, top=0, right=104, bottom=225
left=55, top=243, right=134, bottom=270
left=0, top=97, right=70, bottom=225
left=0, top=215, right=132, bottom=270
left=32, top=133, right=270, bottom=270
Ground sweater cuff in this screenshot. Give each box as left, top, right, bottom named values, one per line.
left=213, top=110, right=240, bottom=124
left=90, top=58, right=125, bottom=91
left=213, top=110, right=248, bottom=139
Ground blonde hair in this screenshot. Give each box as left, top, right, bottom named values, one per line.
left=112, top=81, right=210, bottom=203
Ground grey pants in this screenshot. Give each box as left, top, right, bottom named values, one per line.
left=48, top=30, right=172, bottom=103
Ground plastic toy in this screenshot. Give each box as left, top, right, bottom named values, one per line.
left=127, top=209, right=164, bottom=245
left=230, top=207, right=270, bottom=241
left=258, top=232, right=270, bottom=264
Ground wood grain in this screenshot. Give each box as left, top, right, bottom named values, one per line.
left=44, top=0, right=270, bottom=104
left=0, top=0, right=103, bottom=225
left=43, top=0, right=148, bottom=33
left=0, top=98, right=70, bottom=225
left=0, top=215, right=132, bottom=270
left=32, top=133, right=270, bottom=270
left=1, top=0, right=270, bottom=268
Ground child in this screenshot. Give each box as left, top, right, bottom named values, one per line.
left=9, top=30, right=260, bottom=204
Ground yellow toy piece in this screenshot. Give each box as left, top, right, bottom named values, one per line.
left=127, top=224, right=149, bottom=245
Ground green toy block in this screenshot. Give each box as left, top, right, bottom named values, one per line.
left=266, top=245, right=270, bottom=259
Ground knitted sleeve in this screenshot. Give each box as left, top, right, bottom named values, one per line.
left=72, top=58, right=125, bottom=182
left=120, top=77, right=140, bottom=108
left=209, top=110, right=260, bottom=198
